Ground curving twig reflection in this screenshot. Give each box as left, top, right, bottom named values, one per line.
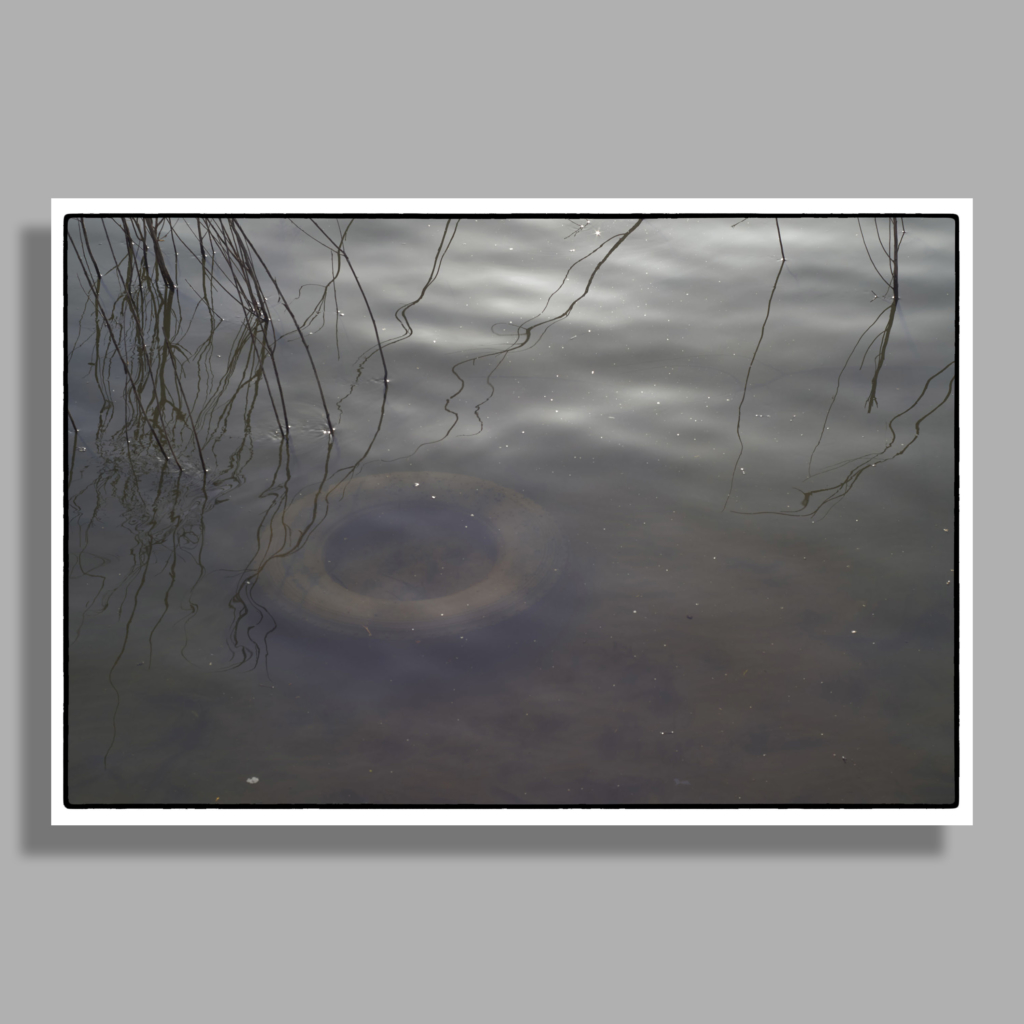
left=732, top=361, right=955, bottom=520
left=386, top=218, right=646, bottom=461
left=723, top=216, right=944, bottom=520
left=722, top=259, right=786, bottom=511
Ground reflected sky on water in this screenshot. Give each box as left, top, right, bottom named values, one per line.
left=65, top=214, right=957, bottom=807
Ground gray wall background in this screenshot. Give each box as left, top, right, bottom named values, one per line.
left=4, top=3, right=1012, bottom=1021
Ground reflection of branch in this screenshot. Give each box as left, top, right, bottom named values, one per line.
left=891, top=217, right=904, bottom=302
left=317, top=219, right=462, bottom=419
left=68, top=230, right=180, bottom=468
left=857, top=217, right=892, bottom=292
left=808, top=306, right=890, bottom=476
left=865, top=297, right=897, bottom=412
left=145, top=217, right=176, bottom=291
left=389, top=219, right=645, bottom=461
left=730, top=216, right=785, bottom=260
left=858, top=216, right=904, bottom=303
left=340, top=245, right=388, bottom=395
left=723, top=260, right=785, bottom=511
left=509, top=219, right=645, bottom=347
left=735, top=361, right=955, bottom=520
left=726, top=219, right=944, bottom=521
left=854, top=218, right=905, bottom=411
left=232, top=220, right=336, bottom=435
left=391, top=219, right=459, bottom=345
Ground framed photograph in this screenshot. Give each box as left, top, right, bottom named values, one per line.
left=53, top=200, right=970, bottom=825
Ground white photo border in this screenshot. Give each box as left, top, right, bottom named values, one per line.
left=52, top=198, right=972, bottom=826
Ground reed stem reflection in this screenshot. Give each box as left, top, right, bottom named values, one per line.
left=722, top=216, right=947, bottom=520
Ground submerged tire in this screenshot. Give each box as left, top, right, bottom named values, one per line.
left=261, top=471, right=566, bottom=638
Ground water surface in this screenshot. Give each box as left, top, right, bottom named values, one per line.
left=65, top=214, right=957, bottom=806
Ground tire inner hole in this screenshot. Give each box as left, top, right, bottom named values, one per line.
left=324, top=501, right=499, bottom=600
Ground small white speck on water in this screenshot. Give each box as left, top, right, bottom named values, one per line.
left=246, top=777, right=259, bottom=784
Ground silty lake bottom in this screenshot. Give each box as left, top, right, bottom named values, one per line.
left=64, top=215, right=957, bottom=807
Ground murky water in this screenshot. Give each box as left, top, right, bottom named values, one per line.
left=65, top=214, right=957, bottom=806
